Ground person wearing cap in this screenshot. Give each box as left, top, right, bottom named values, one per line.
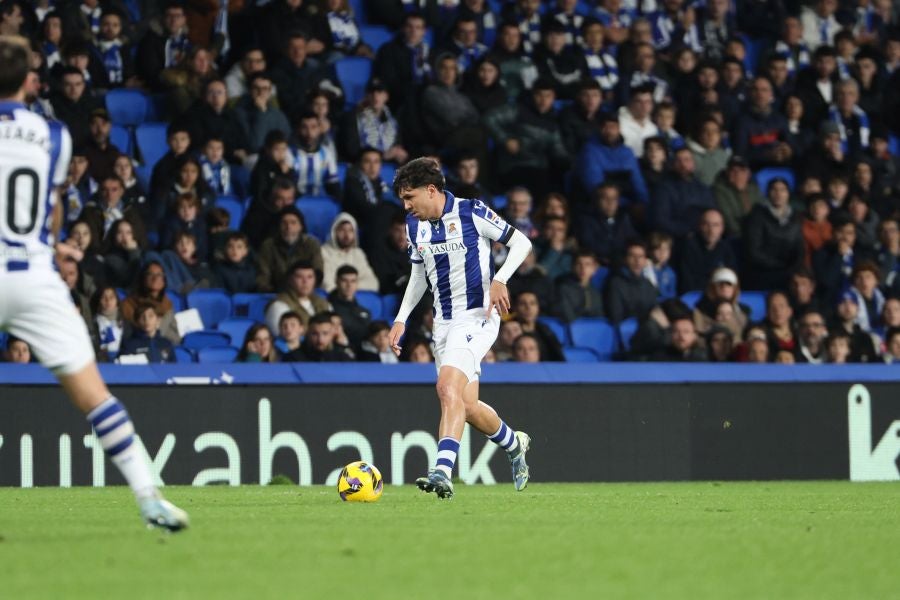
left=84, top=107, right=121, bottom=182
left=575, top=109, right=648, bottom=205
left=338, top=77, right=407, bottom=163
left=692, top=266, right=749, bottom=337
left=732, top=77, right=793, bottom=170
left=677, top=208, right=738, bottom=293
left=830, top=289, right=879, bottom=362
left=744, top=176, right=805, bottom=289
left=234, top=72, right=291, bottom=156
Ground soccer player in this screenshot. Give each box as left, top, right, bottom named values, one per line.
left=0, top=37, right=188, bottom=531
left=388, top=157, right=534, bottom=499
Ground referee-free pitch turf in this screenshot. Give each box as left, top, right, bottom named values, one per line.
left=0, top=482, right=897, bottom=599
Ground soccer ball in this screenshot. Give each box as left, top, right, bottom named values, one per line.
left=337, top=461, right=384, bottom=502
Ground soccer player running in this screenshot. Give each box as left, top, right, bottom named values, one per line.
left=0, top=37, right=187, bottom=531
left=389, top=158, right=533, bottom=499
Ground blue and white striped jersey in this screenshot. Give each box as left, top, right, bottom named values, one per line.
left=0, top=102, right=71, bottom=273
left=406, top=192, right=514, bottom=321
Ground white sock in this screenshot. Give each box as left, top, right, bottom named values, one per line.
left=86, top=397, right=156, bottom=499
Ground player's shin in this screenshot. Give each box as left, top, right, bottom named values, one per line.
left=86, top=397, right=157, bottom=499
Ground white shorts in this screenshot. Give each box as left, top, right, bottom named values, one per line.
left=432, top=309, right=501, bottom=382
left=0, top=270, right=95, bottom=375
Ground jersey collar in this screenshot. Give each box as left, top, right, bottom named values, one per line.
left=441, top=190, right=455, bottom=216
left=0, top=100, right=25, bottom=113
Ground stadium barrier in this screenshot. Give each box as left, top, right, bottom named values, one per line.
left=1, top=365, right=899, bottom=487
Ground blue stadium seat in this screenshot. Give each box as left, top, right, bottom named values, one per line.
left=680, top=290, right=703, bottom=308
left=563, top=347, right=599, bottom=362
left=889, top=134, right=900, bottom=157
left=348, top=0, right=366, bottom=21
left=617, top=318, right=638, bottom=352
left=181, top=330, right=231, bottom=351
left=216, top=195, right=244, bottom=229
left=569, top=318, right=617, bottom=360
left=186, top=289, right=232, bottom=328
left=381, top=293, right=399, bottom=320
left=231, top=164, right=250, bottom=196
left=742, top=35, right=766, bottom=74
left=166, top=289, right=184, bottom=312
left=755, top=167, right=795, bottom=193
left=337, top=161, right=348, bottom=184
left=135, top=163, right=153, bottom=192
left=197, top=345, right=239, bottom=363
left=740, top=291, right=768, bottom=321
left=355, top=290, right=383, bottom=320
left=110, top=124, right=131, bottom=156
left=492, top=194, right=507, bottom=210
left=135, top=122, right=168, bottom=167
left=335, top=57, right=372, bottom=107
left=105, top=89, right=149, bottom=126
left=538, top=316, right=570, bottom=346
left=590, top=266, right=609, bottom=292
left=0, top=331, right=7, bottom=350
left=123, top=0, right=141, bottom=21
left=297, top=196, right=340, bottom=242
left=232, top=292, right=274, bottom=317
left=380, top=162, right=397, bottom=187
left=216, top=317, right=255, bottom=348
left=360, top=25, right=393, bottom=52
left=248, top=295, right=274, bottom=323
left=173, top=345, right=194, bottom=363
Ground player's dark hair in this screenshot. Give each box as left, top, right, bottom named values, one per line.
left=0, top=37, right=30, bottom=97
left=392, top=156, right=445, bottom=196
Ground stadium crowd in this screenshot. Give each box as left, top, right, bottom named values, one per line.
left=3, top=0, right=900, bottom=365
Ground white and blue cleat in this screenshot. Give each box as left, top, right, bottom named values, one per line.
left=415, top=469, right=455, bottom=499
left=509, top=431, right=531, bottom=491
left=139, top=494, right=190, bottom=532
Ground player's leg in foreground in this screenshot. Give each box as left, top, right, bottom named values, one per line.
left=463, top=381, right=531, bottom=491
left=59, top=363, right=189, bottom=531
left=415, top=366, right=470, bottom=499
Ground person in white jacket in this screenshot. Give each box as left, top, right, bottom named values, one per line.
left=320, top=211, right=380, bottom=292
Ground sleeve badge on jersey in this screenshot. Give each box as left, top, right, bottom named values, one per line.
left=485, top=209, right=503, bottom=226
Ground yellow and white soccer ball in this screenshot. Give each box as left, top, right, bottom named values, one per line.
left=337, top=461, right=384, bottom=502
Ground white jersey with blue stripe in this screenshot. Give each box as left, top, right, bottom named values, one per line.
left=406, top=191, right=514, bottom=322
left=0, top=101, right=71, bottom=273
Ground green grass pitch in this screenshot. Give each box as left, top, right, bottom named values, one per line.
left=0, top=482, right=897, bottom=599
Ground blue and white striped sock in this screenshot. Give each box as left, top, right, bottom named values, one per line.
left=435, top=437, right=460, bottom=478
left=87, top=397, right=156, bottom=499
left=488, top=421, right=520, bottom=455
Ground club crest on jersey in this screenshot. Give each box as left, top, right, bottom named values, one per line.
left=448, top=222, right=457, bottom=234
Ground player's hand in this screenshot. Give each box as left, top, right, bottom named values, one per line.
left=389, top=321, right=406, bottom=356
left=54, top=242, right=83, bottom=263
left=487, top=280, right=510, bottom=319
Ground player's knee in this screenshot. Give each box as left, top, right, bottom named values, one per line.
left=435, top=379, right=462, bottom=405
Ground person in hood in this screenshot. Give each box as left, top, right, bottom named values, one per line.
left=320, top=211, right=379, bottom=293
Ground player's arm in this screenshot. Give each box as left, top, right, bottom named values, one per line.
left=489, top=229, right=532, bottom=317
left=389, top=232, right=428, bottom=354
left=51, top=190, right=83, bottom=263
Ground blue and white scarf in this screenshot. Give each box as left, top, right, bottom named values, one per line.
left=408, top=42, right=430, bottom=84
left=818, top=16, right=838, bottom=45
left=854, top=5, right=880, bottom=39
left=836, top=56, right=852, bottom=80
left=43, top=41, right=61, bottom=68
left=774, top=40, right=810, bottom=75
left=165, top=34, right=191, bottom=68
left=583, top=48, right=618, bottom=91
left=552, top=11, right=584, bottom=47
left=519, top=13, right=542, bottom=56
left=327, top=11, right=359, bottom=53
left=594, top=7, right=635, bottom=29
left=629, top=71, right=668, bottom=103
left=357, top=106, right=398, bottom=153
left=649, top=11, right=701, bottom=52
left=97, top=39, right=124, bottom=84
left=848, top=285, right=885, bottom=332
left=80, top=3, right=101, bottom=35
left=455, top=41, right=488, bottom=73
left=200, top=156, right=232, bottom=196
left=829, top=103, right=870, bottom=152
left=214, top=0, right=230, bottom=61
left=478, top=10, right=497, bottom=47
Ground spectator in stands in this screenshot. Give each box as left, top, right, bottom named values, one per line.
left=788, top=267, right=823, bottom=316
left=483, top=77, right=570, bottom=198
left=795, top=309, right=829, bottom=364
left=704, top=324, right=734, bottom=363
left=277, top=311, right=305, bottom=358
left=501, top=187, right=539, bottom=240
left=438, top=14, right=489, bottom=74
left=732, top=77, right=792, bottom=170
left=66, top=219, right=106, bottom=290
left=159, top=46, right=216, bottom=116
left=559, top=78, right=605, bottom=156
left=740, top=329, right=771, bottom=363
left=236, top=323, right=280, bottom=363
left=813, top=217, right=874, bottom=307
left=578, top=18, right=618, bottom=100
left=881, top=327, right=900, bottom=363
left=157, top=231, right=217, bottom=295
left=653, top=101, right=683, bottom=152
left=493, top=319, right=524, bottom=362
left=617, top=41, right=669, bottom=106
left=287, top=312, right=354, bottom=362
left=248, top=133, right=298, bottom=222
left=461, top=55, right=507, bottom=116
left=91, top=286, right=124, bottom=362
left=802, top=193, right=833, bottom=266
left=513, top=290, right=565, bottom=361
left=91, top=9, right=135, bottom=89
left=507, top=251, right=555, bottom=314
left=327, top=265, right=373, bottom=350
left=160, top=192, right=207, bottom=257
left=825, top=330, right=852, bottom=364
left=446, top=154, right=488, bottom=205
left=357, top=321, right=399, bottom=363
left=62, top=149, right=95, bottom=225
left=618, top=84, right=658, bottom=158
left=554, top=249, right=604, bottom=323
left=234, top=72, right=291, bottom=160
left=831, top=290, right=879, bottom=362
left=492, top=20, right=537, bottom=104
left=265, top=260, right=330, bottom=331
left=692, top=267, right=750, bottom=339
left=399, top=336, right=434, bottom=363
left=876, top=218, right=900, bottom=292
left=114, top=154, right=146, bottom=210
left=828, top=79, right=870, bottom=159
left=100, top=219, right=144, bottom=289
left=81, top=175, right=147, bottom=250
left=762, top=290, right=798, bottom=357
left=273, top=30, right=338, bottom=116
left=687, top=116, right=731, bottom=187
left=678, top=208, right=738, bottom=293
left=84, top=108, right=120, bottom=183
left=213, top=232, right=257, bottom=294
left=532, top=20, right=586, bottom=100
left=576, top=111, right=648, bottom=206
left=605, top=239, right=657, bottom=324
left=341, top=148, right=396, bottom=249
left=154, top=155, right=216, bottom=228
left=369, top=211, right=410, bottom=295
left=338, top=77, right=407, bottom=163
left=259, top=0, right=329, bottom=63
left=795, top=45, right=839, bottom=128
left=198, top=137, right=232, bottom=197
left=58, top=257, right=97, bottom=346
left=291, top=110, right=341, bottom=198
left=650, top=147, right=716, bottom=239
left=50, top=66, right=95, bottom=147
left=784, top=95, right=815, bottom=158
left=846, top=261, right=885, bottom=333
left=136, top=1, right=191, bottom=92
left=3, top=336, right=31, bottom=364
left=119, top=303, right=175, bottom=364
left=322, top=0, right=373, bottom=61
left=225, top=46, right=269, bottom=99
left=512, top=332, right=542, bottom=363
left=534, top=215, right=575, bottom=281
left=652, top=316, right=708, bottom=361
left=321, top=213, right=379, bottom=293
left=712, top=154, right=764, bottom=240
left=645, top=232, right=676, bottom=299
left=743, top=178, right=805, bottom=290
left=149, top=123, right=191, bottom=201
left=420, top=52, right=485, bottom=160
left=256, top=206, right=324, bottom=293
left=50, top=40, right=108, bottom=96
left=182, top=78, right=249, bottom=165
left=372, top=12, right=430, bottom=112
